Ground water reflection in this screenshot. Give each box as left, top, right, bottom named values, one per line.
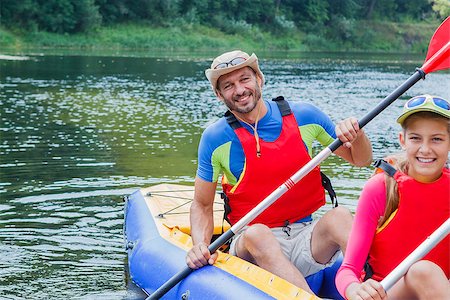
left=0, top=53, right=449, bottom=298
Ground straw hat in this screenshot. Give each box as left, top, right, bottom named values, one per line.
left=205, top=50, right=264, bottom=92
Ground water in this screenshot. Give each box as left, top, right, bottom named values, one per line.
left=1, top=52, right=449, bottom=299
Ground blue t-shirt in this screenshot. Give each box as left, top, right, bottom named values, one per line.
left=197, top=100, right=336, bottom=185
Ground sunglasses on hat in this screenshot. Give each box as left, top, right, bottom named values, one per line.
left=214, top=57, right=247, bottom=69
left=405, top=95, right=450, bottom=111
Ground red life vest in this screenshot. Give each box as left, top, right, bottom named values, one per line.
left=222, top=98, right=325, bottom=228
left=368, top=168, right=450, bottom=280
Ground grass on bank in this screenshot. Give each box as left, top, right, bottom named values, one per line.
left=0, top=20, right=440, bottom=54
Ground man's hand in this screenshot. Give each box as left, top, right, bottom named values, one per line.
left=334, top=116, right=372, bottom=167
left=186, top=242, right=218, bottom=269
left=335, top=117, right=363, bottom=149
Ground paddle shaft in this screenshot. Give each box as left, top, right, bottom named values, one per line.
left=147, top=68, right=427, bottom=300
left=381, top=219, right=450, bottom=291
left=146, top=230, right=235, bottom=300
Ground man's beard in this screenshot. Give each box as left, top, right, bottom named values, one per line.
left=223, top=86, right=262, bottom=114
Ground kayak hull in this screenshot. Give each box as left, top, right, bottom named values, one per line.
left=124, top=184, right=343, bottom=299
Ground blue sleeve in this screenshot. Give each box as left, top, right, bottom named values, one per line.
left=290, top=101, right=337, bottom=139
left=196, top=127, right=216, bottom=182
left=196, top=118, right=238, bottom=183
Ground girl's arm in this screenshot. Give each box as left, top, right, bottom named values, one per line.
left=336, top=174, right=387, bottom=297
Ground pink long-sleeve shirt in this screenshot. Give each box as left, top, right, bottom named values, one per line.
left=335, top=173, right=387, bottom=297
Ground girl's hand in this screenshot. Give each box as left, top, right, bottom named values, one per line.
left=345, top=280, right=387, bottom=300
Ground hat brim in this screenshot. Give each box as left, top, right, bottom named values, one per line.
left=397, top=107, right=450, bottom=124
left=205, top=54, right=264, bottom=91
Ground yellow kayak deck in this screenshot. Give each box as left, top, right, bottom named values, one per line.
left=141, top=183, right=230, bottom=235
left=139, top=183, right=319, bottom=300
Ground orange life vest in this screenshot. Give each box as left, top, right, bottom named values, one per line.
left=222, top=98, right=325, bottom=228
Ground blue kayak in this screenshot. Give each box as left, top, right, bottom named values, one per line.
left=124, top=184, right=344, bottom=299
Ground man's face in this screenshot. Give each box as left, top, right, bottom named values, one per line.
left=216, top=67, right=262, bottom=114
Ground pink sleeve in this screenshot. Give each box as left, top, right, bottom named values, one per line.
left=335, top=173, right=387, bottom=298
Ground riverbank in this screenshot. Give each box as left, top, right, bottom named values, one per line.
left=0, top=20, right=439, bottom=54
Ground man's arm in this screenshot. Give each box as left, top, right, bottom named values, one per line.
left=186, top=176, right=218, bottom=269
left=333, top=117, right=373, bottom=167
left=291, top=102, right=372, bottom=166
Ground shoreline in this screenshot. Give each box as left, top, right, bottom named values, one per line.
left=0, top=21, right=439, bottom=55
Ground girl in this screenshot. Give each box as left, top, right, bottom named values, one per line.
left=336, top=94, right=450, bottom=300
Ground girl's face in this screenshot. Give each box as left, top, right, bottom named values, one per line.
left=399, top=116, right=450, bottom=183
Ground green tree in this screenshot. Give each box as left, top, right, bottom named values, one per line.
left=96, top=0, right=131, bottom=24
left=396, top=0, right=432, bottom=20
left=328, top=0, right=360, bottom=18
left=360, top=0, right=433, bottom=20
left=37, top=0, right=77, bottom=33
left=0, top=0, right=101, bottom=33
left=0, top=0, right=441, bottom=35
left=122, top=0, right=182, bottom=25
left=430, top=0, right=450, bottom=18
left=283, top=0, right=330, bottom=26
left=0, top=0, right=40, bottom=31
left=74, top=0, right=102, bottom=32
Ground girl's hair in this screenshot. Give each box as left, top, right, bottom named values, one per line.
left=378, top=153, right=408, bottom=227
left=378, top=112, right=450, bottom=228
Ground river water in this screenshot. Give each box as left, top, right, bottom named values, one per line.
left=0, top=51, right=449, bottom=299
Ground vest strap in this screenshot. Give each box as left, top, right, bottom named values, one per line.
left=224, top=110, right=242, bottom=129
left=373, top=159, right=397, bottom=177
left=221, top=191, right=232, bottom=226
left=272, top=96, right=292, bottom=116
left=321, top=172, right=338, bottom=207
left=363, top=260, right=374, bottom=281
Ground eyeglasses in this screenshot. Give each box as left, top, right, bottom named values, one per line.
left=405, top=96, right=450, bottom=111
left=214, top=57, right=247, bottom=69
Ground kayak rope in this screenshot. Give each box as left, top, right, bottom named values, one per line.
left=157, top=209, right=225, bottom=217
left=148, top=191, right=224, bottom=217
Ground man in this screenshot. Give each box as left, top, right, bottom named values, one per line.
left=186, top=50, right=372, bottom=294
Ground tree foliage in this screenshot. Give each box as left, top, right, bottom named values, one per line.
left=430, top=0, right=450, bottom=18
left=1, top=0, right=101, bottom=33
left=0, top=0, right=443, bottom=34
